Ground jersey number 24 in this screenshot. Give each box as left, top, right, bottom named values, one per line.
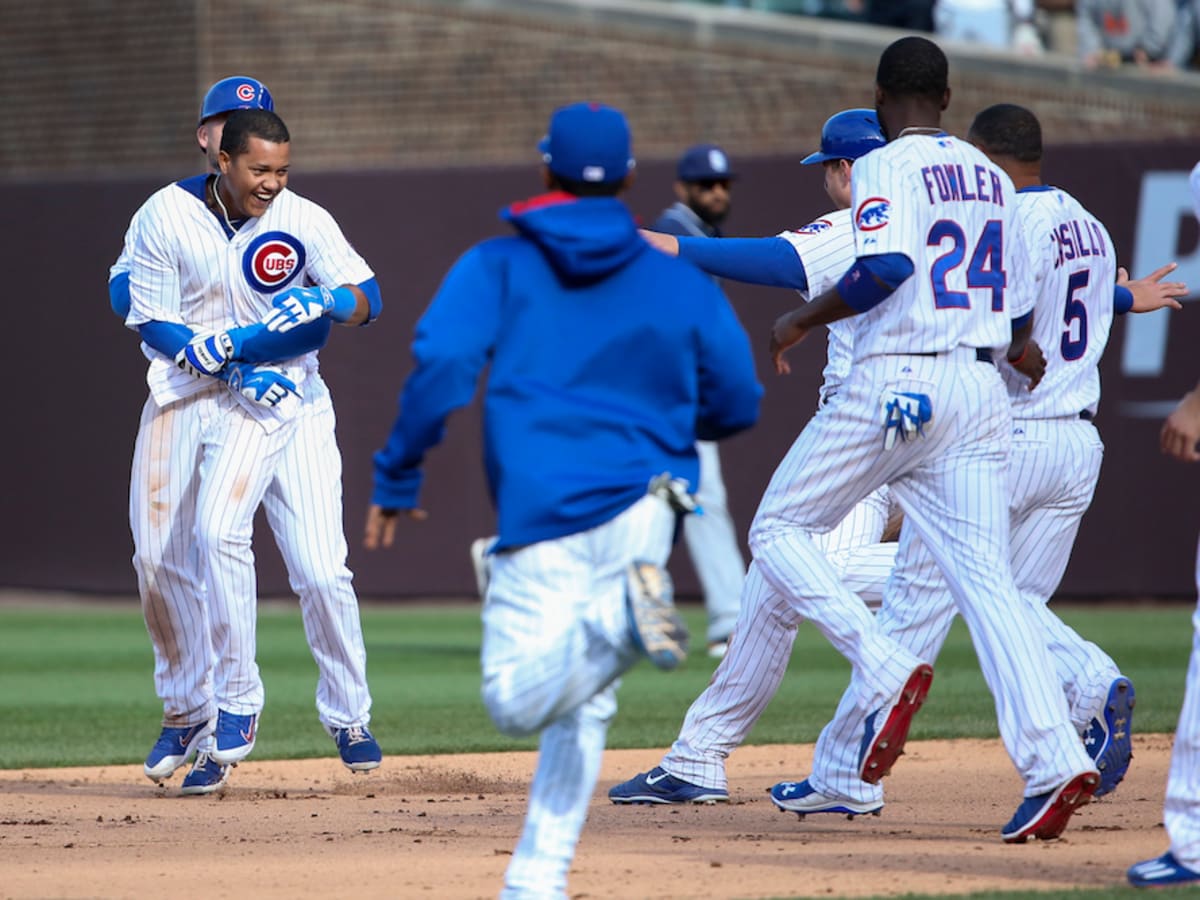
left=928, top=219, right=1006, bottom=312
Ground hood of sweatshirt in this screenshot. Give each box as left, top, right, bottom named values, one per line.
left=500, top=191, right=645, bottom=285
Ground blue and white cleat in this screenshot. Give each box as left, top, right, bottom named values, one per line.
left=180, top=751, right=230, bottom=796
left=332, top=725, right=382, bottom=772
left=769, top=779, right=883, bottom=820
left=1128, top=852, right=1200, bottom=887
left=608, top=767, right=728, bottom=805
left=1082, top=676, right=1135, bottom=798
left=211, top=710, right=258, bottom=766
left=143, top=718, right=215, bottom=783
left=1001, top=770, right=1099, bottom=843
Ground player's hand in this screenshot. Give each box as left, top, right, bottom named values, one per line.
left=176, top=330, right=236, bottom=378
left=1118, top=263, right=1187, bottom=313
left=1161, top=387, right=1200, bottom=462
left=223, top=362, right=299, bottom=408
left=639, top=229, right=679, bottom=256
left=1007, top=339, right=1046, bottom=390
left=769, top=308, right=811, bottom=375
left=363, top=503, right=428, bottom=550
left=263, top=285, right=335, bottom=332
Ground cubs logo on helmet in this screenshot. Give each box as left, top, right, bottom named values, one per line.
left=791, top=219, right=834, bottom=235
left=235, top=83, right=257, bottom=103
left=855, top=197, right=890, bottom=231
left=243, top=231, right=306, bottom=293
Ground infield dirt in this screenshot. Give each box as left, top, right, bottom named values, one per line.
left=0, top=736, right=1174, bottom=899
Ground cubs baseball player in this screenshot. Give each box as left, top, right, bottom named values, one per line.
left=610, top=109, right=908, bottom=804
left=756, top=36, right=1109, bottom=843
left=116, top=104, right=383, bottom=794
left=364, top=102, right=761, bottom=900
left=768, top=103, right=1186, bottom=828
left=1128, top=174, right=1200, bottom=887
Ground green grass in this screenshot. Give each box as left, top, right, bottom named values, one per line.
left=0, top=601, right=1191, bottom=769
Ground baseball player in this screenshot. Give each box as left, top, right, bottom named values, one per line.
left=751, top=35, right=1107, bottom=843
left=648, top=143, right=747, bottom=658
left=1128, top=175, right=1200, bottom=887
left=364, top=102, right=761, bottom=900
left=768, top=103, right=1186, bottom=826
left=610, top=109, right=906, bottom=805
left=116, top=104, right=383, bottom=794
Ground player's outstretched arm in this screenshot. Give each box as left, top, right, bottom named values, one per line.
left=639, top=229, right=679, bottom=256
left=1116, top=263, right=1187, bottom=313
left=1162, top=379, right=1200, bottom=462
left=363, top=504, right=428, bottom=551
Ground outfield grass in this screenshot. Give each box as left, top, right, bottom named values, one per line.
left=0, top=600, right=1191, bottom=770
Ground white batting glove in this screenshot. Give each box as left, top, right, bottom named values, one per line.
left=175, top=331, right=236, bottom=378
left=224, top=362, right=300, bottom=408
left=263, top=286, right=334, bottom=333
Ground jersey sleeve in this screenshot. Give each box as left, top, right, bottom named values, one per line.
left=302, top=202, right=374, bottom=288
left=125, top=193, right=185, bottom=328
left=848, top=150, right=911, bottom=259
left=775, top=209, right=855, bottom=300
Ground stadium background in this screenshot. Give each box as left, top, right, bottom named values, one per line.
left=4, top=0, right=1199, bottom=599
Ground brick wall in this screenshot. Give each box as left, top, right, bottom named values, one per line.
left=5, top=0, right=1200, bottom=181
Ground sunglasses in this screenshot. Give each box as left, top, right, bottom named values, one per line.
left=693, top=179, right=731, bottom=191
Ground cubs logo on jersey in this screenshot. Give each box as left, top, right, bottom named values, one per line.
left=856, top=198, right=890, bottom=231
left=791, top=219, right=834, bottom=235
left=243, top=231, right=306, bottom=294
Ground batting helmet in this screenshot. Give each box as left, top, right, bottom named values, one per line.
left=801, top=109, right=886, bottom=165
left=198, top=76, right=274, bottom=125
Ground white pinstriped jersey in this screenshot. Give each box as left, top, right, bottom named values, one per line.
left=848, top=133, right=1035, bottom=360
left=777, top=208, right=857, bottom=394
left=122, top=179, right=372, bottom=426
left=1000, top=186, right=1117, bottom=418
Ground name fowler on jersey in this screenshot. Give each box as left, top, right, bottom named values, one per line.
left=1052, top=219, right=1109, bottom=269
left=920, top=163, right=1006, bottom=208
left=243, top=230, right=306, bottom=294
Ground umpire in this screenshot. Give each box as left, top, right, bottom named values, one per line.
left=652, top=143, right=737, bottom=238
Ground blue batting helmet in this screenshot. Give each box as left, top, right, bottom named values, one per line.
left=801, top=109, right=886, bottom=165
left=198, top=76, right=274, bottom=125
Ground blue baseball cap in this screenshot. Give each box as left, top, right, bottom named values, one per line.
left=677, top=143, right=736, bottom=182
left=538, top=102, right=635, bottom=185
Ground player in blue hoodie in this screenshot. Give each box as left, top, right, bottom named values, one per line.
left=365, top=102, right=762, bottom=899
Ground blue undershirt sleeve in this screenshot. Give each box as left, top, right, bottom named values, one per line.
left=838, top=253, right=914, bottom=312
left=676, top=237, right=809, bottom=291
left=109, top=272, right=131, bottom=319
left=1113, top=284, right=1134, bottom=315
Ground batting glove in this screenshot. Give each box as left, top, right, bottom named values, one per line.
left=880, top=390, right=932, bottom=451
left=263, top=286, right=334, bottom=333
left=224, top=362, right=299, bottom=408
left=175, top=331, right=236, bottom=378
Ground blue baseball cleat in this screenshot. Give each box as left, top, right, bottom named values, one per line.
left=1082, top=676, right=1135, bottom=797
left=332, top=725, right=382, bottom=772
left=1128, top=852, right=1200, bottom=887
left=608, top=767, right=728, bottom=805
left=143, top=718, right=215, bottom=783
left=212, top=710, right=258, bottom=766
left=1001, top=771, right=1099, bottom=843
left=769, top=779, right=883, bottom=820
left=180, top=751, right=230, bottom=796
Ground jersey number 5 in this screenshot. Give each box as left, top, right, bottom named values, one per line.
left=1061, top=269, right=1090, bottom=361
left=927, top=219, right=1006, bottom=312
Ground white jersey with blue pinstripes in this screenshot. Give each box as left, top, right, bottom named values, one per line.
left=777, top=208, right=858, bottom=395
left=848, top=133, right=1034, bottom=360
left=1000, top=185, right=1117, bottom=418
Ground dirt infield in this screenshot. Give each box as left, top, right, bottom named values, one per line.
left=0, top=736, right=1175, bottom=899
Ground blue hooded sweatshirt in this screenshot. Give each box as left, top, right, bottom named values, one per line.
left=372, top=191, right=762, bottom=550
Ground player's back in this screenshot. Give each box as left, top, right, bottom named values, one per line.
left=849, top=133, right=1032, bottom=362
left=1003, top=185, right=1117, bottom=419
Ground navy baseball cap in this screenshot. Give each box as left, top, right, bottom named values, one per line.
left=538, top=102, right=635, bottom=184
left=677, top=143, right=736, bottom=182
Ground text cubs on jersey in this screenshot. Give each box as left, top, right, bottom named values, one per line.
left=243, top=231, right=306, bottom=293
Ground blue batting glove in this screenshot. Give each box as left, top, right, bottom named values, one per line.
left=263, top=286, right=333, bottom=333
left=224, top=362, right=299, bottom=408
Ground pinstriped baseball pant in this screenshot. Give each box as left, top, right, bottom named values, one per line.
left=481, top=495, right=675, bottom=900
left=1165, top=536, right=1200, bottom=870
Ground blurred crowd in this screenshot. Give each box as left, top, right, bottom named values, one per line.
left=692, top=1, right=1200, bottom=71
